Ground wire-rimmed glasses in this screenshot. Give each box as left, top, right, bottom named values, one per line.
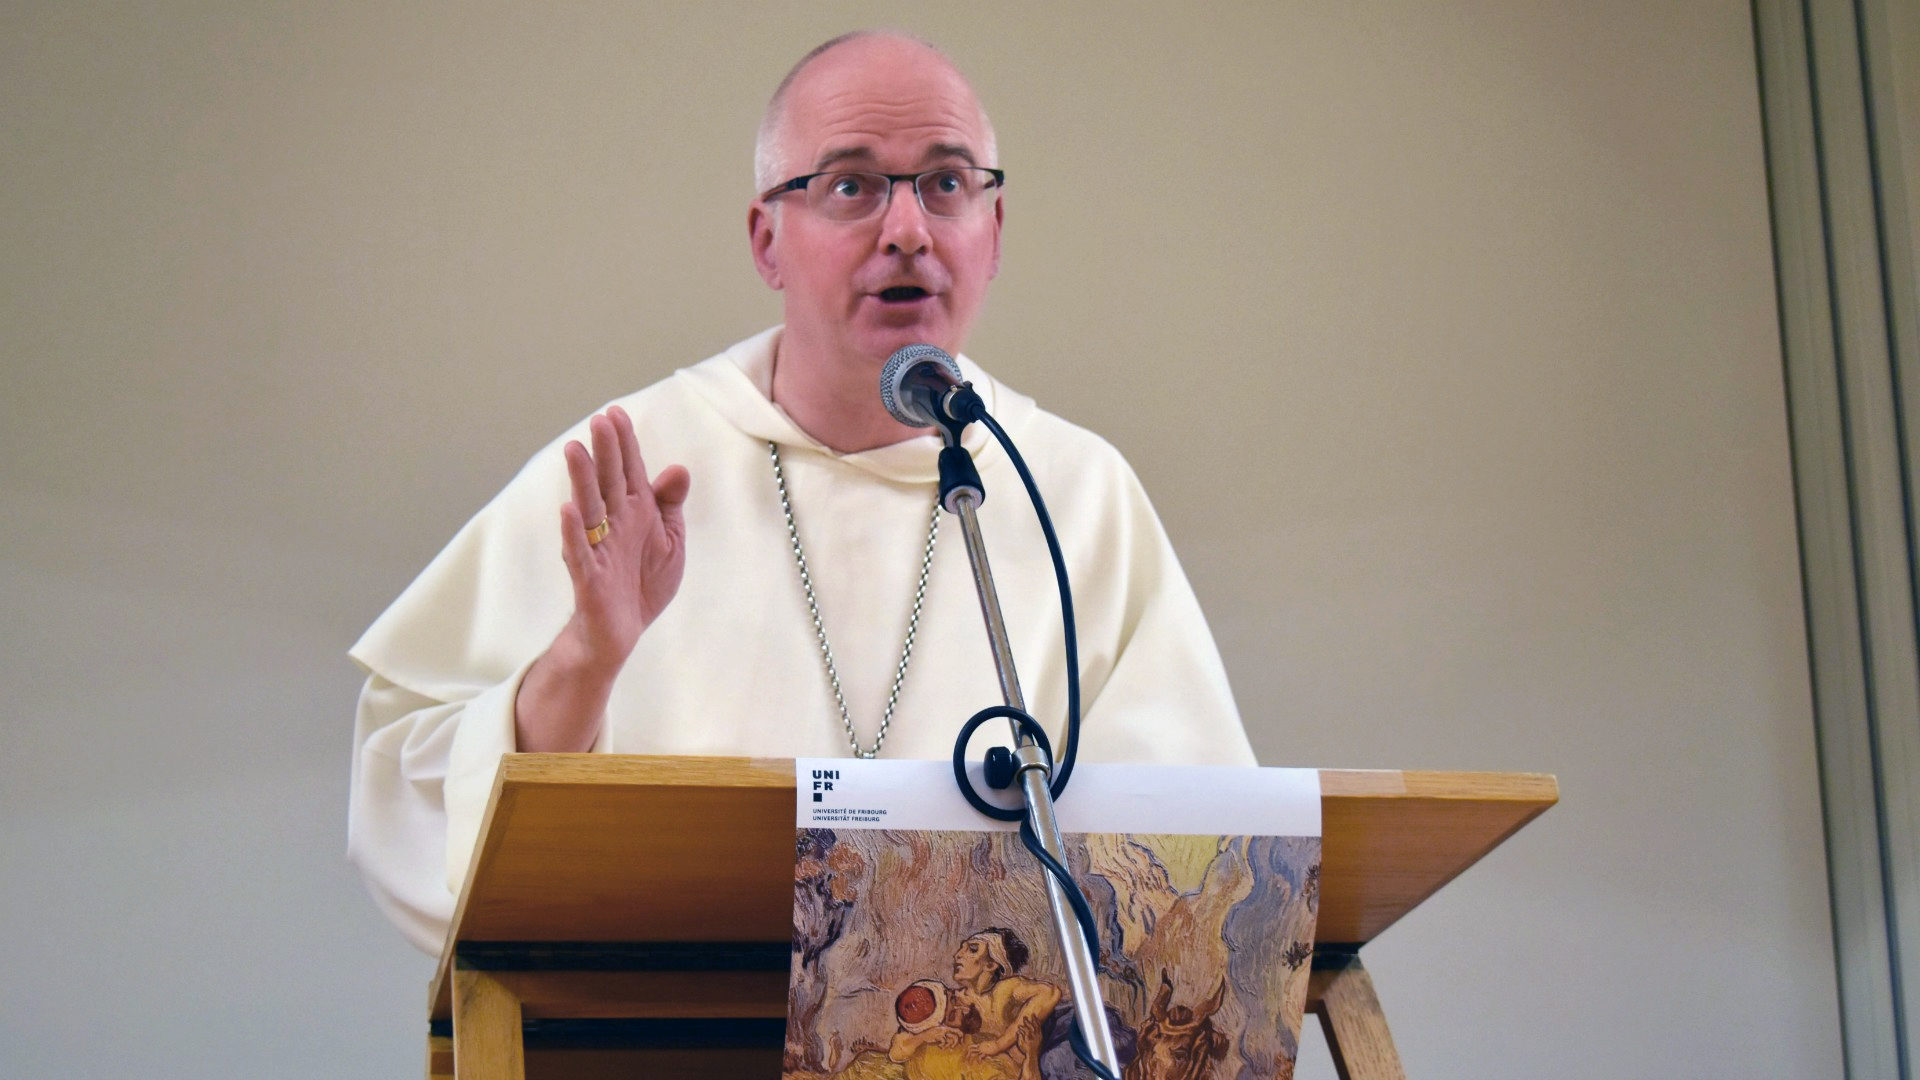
left=759, top=167, right=1005, bottom=223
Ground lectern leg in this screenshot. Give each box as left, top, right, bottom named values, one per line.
left=452, top=969, right=526, bottom=1080
left=1307, top=949, right=1406, bottom=1080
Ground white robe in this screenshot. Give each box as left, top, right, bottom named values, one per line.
left=348, top=328, right=1255, bottom=954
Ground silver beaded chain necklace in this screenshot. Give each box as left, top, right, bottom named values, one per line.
left=769, top=441, right=939, bottom=758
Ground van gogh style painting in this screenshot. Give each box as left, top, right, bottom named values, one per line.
left=785, top=828, right=1321, bottom=1080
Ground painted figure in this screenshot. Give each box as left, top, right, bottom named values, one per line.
left=946, top=928, right=1061, bottom=1080
left=884, top=978, right=1018, bottom=1080
left=1123, top=973, right=1228, bottom=1080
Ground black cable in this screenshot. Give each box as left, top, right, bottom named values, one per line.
left=1021, top=819, right=1119, bottom=1080
left=979, top=410, right=1083, bottom=798
left=1064, top=1022, right=1123, bottom=1080
left=1017, top=818, right=1100, bottom=968
left=947, top=412, right=1083, bottom=813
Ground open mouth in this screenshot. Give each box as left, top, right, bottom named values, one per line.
left=877, top=286, right=931, bottom=303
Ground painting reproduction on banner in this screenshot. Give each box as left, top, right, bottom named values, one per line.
left=784, top=761, right=1321, bottom=1080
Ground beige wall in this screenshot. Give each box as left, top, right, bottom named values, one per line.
left=0, top=2, right=1840, bottom=1076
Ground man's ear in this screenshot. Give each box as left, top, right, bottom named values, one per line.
left=749, top=202, right=783, bottom=289
left=988, top=194, right=1004, bottom=280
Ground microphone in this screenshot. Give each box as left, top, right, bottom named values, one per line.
left=882, top=343, right=990, bottom=512
left=880, top=344, right=982, bottom=429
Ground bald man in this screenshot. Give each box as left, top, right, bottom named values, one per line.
left=349, top=31, right=1255, bottom=954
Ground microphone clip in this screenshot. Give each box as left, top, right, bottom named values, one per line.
left=934, top=383, right=988, bottom=513
left=932, top=381, right=986, bottom=441
left=938, top=440, right=984, bottom=514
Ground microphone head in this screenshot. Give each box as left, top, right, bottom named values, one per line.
left=880, top=343, right=963, bottom=427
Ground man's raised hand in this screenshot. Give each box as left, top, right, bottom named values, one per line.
left=516, top=405, right=690, bottom=752
left=557, top=405, right=692, bottom=663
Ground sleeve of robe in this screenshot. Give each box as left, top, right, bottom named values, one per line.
left=345, top=422, right=589, bottom=955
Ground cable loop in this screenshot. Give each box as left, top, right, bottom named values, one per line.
left=950, top=707, right=1052, bottom=821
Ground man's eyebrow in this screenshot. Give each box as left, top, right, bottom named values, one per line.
left=812, top=143, right=980, bottom=172
left=920, top=143, right=978, bottom=167
left=813, top=146, right=875, bottom=171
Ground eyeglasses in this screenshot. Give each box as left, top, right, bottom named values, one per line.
left=759, top=167, right=1006, bottom=223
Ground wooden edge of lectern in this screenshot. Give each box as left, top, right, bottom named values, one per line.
left=424, top=757, right=1556, bottom=1080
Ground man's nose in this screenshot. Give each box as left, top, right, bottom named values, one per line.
left=878, top=179, right=932, bottom=256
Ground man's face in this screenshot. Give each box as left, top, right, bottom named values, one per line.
left=749, top=39, right=1002, bottom=372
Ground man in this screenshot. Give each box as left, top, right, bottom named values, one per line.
left=349, top=31, right=1255, bottom=954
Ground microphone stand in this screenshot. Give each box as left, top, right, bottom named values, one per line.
left=935, top=419, right=1123, bottom=1076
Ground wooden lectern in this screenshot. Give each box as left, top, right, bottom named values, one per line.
left=423, top=756, right=1555, bottom=1080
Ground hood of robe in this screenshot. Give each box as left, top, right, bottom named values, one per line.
left=676, top=326, right=1034, bottom=484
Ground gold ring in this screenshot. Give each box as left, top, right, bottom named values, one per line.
left=585, top=517, right=611, bottom=546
